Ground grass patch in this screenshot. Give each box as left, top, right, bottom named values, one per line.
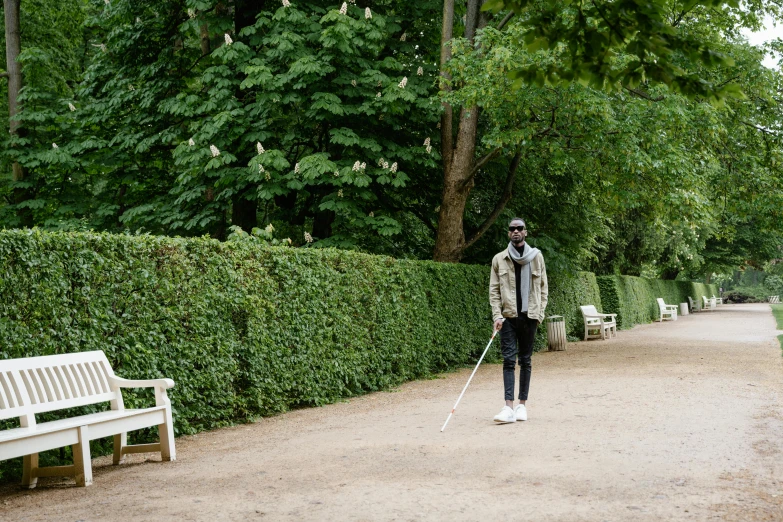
left=772, top=304, right=783, bottom=330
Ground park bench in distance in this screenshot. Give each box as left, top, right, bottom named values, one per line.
left=657, top=298, right=678, bottom=322
left=702, top=295, right=716, bottom=311
left=579, top=305, right=617, bottom=340
left=769, top=295, right=780, bottom=304
left=0, top=350, right=175, bottom=487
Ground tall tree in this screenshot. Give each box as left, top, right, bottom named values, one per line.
left=3, top=0, right=23, bottom=209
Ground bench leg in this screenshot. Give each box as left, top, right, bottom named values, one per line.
left=21, top=453, right=38, bottom=489
left=113, top=433, right=127, bottom=465
left=72, top=425, right=93, bottom=487
left=159, top=408, right=176, bottom=462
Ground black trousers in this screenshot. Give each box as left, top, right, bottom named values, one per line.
left=501, top=314, right=538, bottom=401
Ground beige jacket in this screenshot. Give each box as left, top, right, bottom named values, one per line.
left=489, top=248, right=548, bottom=323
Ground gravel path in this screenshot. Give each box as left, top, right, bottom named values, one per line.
left=1, top=303, right=782, bottom=521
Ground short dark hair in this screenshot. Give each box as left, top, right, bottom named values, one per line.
left=509, top=217, right=526, bottom=226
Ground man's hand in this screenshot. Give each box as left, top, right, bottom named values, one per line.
left=494, top=318, right=504, bottom=331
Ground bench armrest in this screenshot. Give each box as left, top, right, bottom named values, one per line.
left=109, top=376, right=175, bottom=389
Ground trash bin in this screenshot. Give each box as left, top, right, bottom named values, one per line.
left=546, top=315, right=567, bottom=351
left=679, top=302, right=689, bottom=316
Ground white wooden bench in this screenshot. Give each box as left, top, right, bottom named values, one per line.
left=656, top=298, right=678, bottom=322
left=579, top=305, right=617, bottom=340
left=0, top=350, right=176, bottom=488
left=687, top=296, right=698, bottom=313
left=769, top=295, right=780, bottom=304
left=712, top=295, right=723, bottom=305
left=702, top=295, right=715, bottom=311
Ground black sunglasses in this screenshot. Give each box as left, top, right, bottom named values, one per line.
left=508, top=226, right=526, bottom=232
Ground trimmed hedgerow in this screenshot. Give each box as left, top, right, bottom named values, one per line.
left=0, top=229, right=706, bottom=480
left=543, top=271, right=603, bottom=342
left=596, top=275, right=718, bottom=327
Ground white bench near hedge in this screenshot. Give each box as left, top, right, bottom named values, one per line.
left=656, top=298, right=678, bottom=322
left=579, top=305, right=617, bottom=340
left=0, top=350, right=176, bottom=488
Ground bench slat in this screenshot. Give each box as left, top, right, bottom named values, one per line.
left=35, top=368, right=56, bottom=403
left=21, top=370, right=42, bottom=405
left=50, top=366, right=71, bottom=400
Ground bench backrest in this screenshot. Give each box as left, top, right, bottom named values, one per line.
left=656, top=298, right=666, bottom=309
left=687, top=296, right=694, bottom=307
left=0, top=351, right=122, bottom=425
left=580, top=305, right=599, bottom=317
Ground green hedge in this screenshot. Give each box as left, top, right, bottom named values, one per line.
left=0, top=229, right=711, bottom=480
left=597, top=275, right=718, bottom=327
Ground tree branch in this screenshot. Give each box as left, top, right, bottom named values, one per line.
left=470, top=147, right=502, bottom=178
left=497, top=12, right=515, bottom=30
left=0, top=72, right=8, bottom=79
left=464, top=152, right=521, bottom=249
left=623, top=85, right=665, bottom=102
left=740, top=121, right=781, bottom=135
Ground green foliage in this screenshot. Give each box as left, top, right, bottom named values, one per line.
left=544, top=271, right=603, bottom=341
left=597, top=275, right=718, bottom=327
left=480, top=0, right=778, bottom=100
left=722, top=290, right=763, bottom=304
left=773, top=304, right=783, bottom=330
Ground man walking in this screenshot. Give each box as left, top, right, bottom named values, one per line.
left=489, top=217, right=548, bottom=423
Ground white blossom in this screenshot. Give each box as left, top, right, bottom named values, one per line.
left=224, top=34, right=233, bottom=46
left=259, top=164, right=265, bottom=173
left=338, top=189, right=343, bottom=197
left=424, top=137, right=431, bottom=146
left=382, top=161, right=389, bottom=169
left=426, top=144, right=432, bottom=154
left=52, top=143, right=58, bottom=149
left=256, top=142, right=265, bottom=154
left=294, top=162, right=300, bottom=174
left=400, top=33, right=407, bottom=42
left=351, top=79, right=357, bottom=87
left=265, top=223, right=275, bottom=233
left=265, top=171, right=271, bottom=181
left=92, top=43, right=107, bottom=52
left=304, top=232, right=313, bottom=243
left=377, top=80, right=382, bottom=87
left=187, top=8, right=196, bottom=19
left=128, top=84, right=135, bottom=91
left=352, top=161, right=362, bottom=172
left=104, top=0, right=110, bottom=5
left=188, top=138, right=195, bottom=146
left=360, top=162, right=366, bottom=170
left=398, top=77, right=408, bottom=89
left=284, top=238, right=292, bottom=245
left=390, top=162, right=398, bottom=173
left=333, top=170, right=340, bottom=177
left=417, top=66, right=423, bottom=76
left=339, top=2, right=347, bottom=14
left=282, top=0, right=291, bottom=6
left=210, top=145, right=220, bottom=157
left=376, top=92, right=381, bottom=98
left=378, top=158, right=385, bottom=166
left=369, top=211, right=374, bottom=217
left=68, top=103, right=76, bottom=112
left=365, top=7, right=372, bottom=19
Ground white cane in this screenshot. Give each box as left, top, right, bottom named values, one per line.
left=441, top=319, right=504, bottom=432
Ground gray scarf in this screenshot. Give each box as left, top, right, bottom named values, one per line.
left=508, top=242, right=539, bottom=313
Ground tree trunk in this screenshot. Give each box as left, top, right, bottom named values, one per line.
left=433, top=0, right=487, bottom=263
left=232, top=194, right=257, bottom=232
left=4, top=0, right=23, bottom=184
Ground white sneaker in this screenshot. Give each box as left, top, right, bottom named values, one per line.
left=493, top=406, right=516, bottom=424
left=514, top=404, right=527, bottom=421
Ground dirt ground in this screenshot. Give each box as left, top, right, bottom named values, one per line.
left=2, top=303, right=783, bottom=521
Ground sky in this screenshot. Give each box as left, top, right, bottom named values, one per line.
left=741, top=15, right=781, bottom=69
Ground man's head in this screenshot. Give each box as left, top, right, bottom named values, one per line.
left=508, top=217, right=527, bottom=246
